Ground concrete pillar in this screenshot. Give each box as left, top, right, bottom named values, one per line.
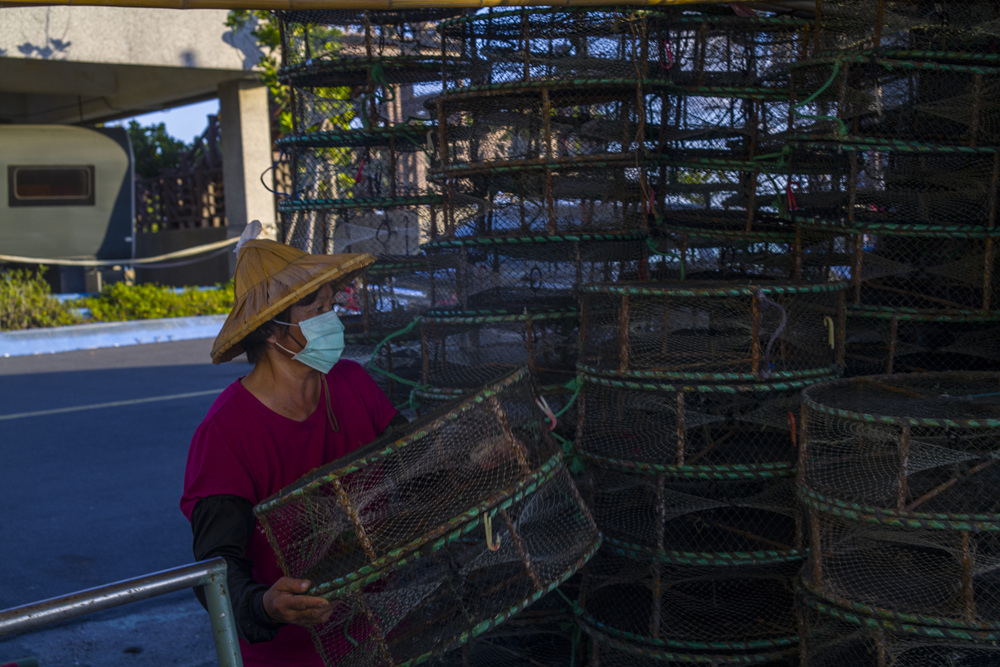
left=218, top=80, right=274, bottom=274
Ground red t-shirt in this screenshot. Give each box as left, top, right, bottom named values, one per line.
left=180, top=359, right=396, bottom=666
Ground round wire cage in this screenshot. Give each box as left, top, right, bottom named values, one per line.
left=799, top=371, right=1000, bottom=519
left=650, top=216, right=803, bottom=280
left=279, top=10, right=455, bottom=74
left=281, top=142, right=437, bottom=209
left=254, top=367, right=601, bottom=666
left=788, top=55, right=1000, bottom=144
left=841, top=309, right=1000, bottom=376
left=796, top=219, right=1000, bottom=316
left=422, top=232, right=648, bottom=312
left=437, top=7, right=673, bottom=87
left=280, top=197, right=441, bottom=255
left=810, top=0, right=1000, bottom=61
left=432, top=158, right=654, bottom=237
left=798, top=371, right=1000, bottom=637
left=577, top=281, right=847, bottom=383
left=798, top=586, right=1000, bottom=667
left=575, top=373, right=831, bottom=471
left=574, top=545, right=800, bottom=654
left=784, top=142, right=1000, bottom=228
left=579, top=629, right=798, bottom=666
left=800, top=508, right=1000, bottom=634
left=580, top=462, right=801, bottom=565
left=414, top=307, right=581, bottom=396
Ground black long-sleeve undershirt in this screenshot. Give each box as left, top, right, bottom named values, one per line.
left=189, top=411, right=409, bottom=644
left=190, top=494, right=284, bottom=643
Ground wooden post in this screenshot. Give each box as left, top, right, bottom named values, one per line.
left=676, top=391, right=686, bottom=466
left=619, top=293, right=631, bottom=373
left=961, top=530, right=977, bottom=622
left=836, top=291, right=847, bottom=369
left=897, top=422, right=910, bottom=512
left=751, top=292, right=763, bottom=378
left=651, top=473, right=666, bottom=640
left=886, top=316, right=898, bottom=374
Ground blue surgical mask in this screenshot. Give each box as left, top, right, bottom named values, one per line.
left=273, top=310, right=346, bottom=374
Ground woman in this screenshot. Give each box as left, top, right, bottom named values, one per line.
left=180, top=233, right=405, bottom=666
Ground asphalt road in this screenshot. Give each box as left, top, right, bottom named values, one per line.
left=0, top=339, right=248, bottom=666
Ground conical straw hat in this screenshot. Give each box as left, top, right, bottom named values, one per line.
left=211, top=239, right=375, bottom=364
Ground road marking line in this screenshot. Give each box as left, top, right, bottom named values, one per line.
left=0, top=389, right=225, bottom=421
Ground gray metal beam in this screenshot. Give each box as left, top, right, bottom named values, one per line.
left=0, top=558, right=242, bottom=667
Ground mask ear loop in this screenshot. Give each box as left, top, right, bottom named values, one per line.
left=321, top=375, right=340, bottom=432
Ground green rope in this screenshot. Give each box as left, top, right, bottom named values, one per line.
left=556, top=376, right=582, bottom=419
left=370, top=63, right=396, bottom=104
left=645, top=238, right=685, bottom=280
left=792, top=58, right=849, bottom=138
left=366, top=316, right=430, bottom=412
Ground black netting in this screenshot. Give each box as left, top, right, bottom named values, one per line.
left=578, top=281, right=845, bottom=382
left=576, top=545, right=800, bottom=650
left=799, top=587, right=1000, bottom=667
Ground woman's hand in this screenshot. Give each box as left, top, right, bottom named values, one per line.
left=263, top=577, right=337, bottom=627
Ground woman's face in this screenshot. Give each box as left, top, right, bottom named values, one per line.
left=288, top=283, right=337, bottom=326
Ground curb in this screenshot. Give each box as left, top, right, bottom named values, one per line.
left=0, top=315, right=227, bottom=357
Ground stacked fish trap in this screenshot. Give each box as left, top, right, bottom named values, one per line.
left=346, top=255, right=430, bottom=407
left=413, top=232, right=647, bottom=409
left=277, top=10, right=456, bottom=255
left=383, top=6, right=681, bottom=415
left=255, top=367, right=601, bottom=667
left=573, top=280, right=846, bottom=665
left=797, top=371, right=1000, bottom=666
left=277, top=10, right=457, bottom=394
left=647, top=10, right=815, bottom=280
left=785, top=0, right=1000, bottom=375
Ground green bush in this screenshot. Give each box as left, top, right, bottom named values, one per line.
left=0, top=268, right=82, bottom=331
left=73, top=281, right=234, bottom=322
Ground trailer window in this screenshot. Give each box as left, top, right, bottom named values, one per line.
left=8, top=166, right=95, bottom=207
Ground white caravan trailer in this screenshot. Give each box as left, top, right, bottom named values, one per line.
left=0, top=124, right=133, bottom=290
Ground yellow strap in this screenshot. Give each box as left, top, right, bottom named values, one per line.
left=823, top=316, right=835, bottom=350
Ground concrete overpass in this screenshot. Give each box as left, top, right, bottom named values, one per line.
left=0, top=6, right=276, bottom=246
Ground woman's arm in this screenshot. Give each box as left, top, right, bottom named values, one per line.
left=190, top=495, right=334, bottom=641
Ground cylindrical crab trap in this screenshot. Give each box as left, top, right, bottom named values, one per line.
left=788, top=55, right=1000, bottom=146
left=279, top=126, right=437, bottom=204
left=432, top=156, right=654, bottom=237
left=784, top=141, right=1000, bottom=228
left=577, top=281, right=847, bottom=383
left=279, top=10, right=458, bottom=79
left=437, top=7, right=672, bottom=86
left=277, top=122, right=441, bottom=255
left=281, top=195, right=441, bottom=255
left=428, top=592, right=577, bottom=666
left=277, top=9, right=454, bottom=253
left=432, top=7, right=672, bottom=239
left=344, top=255, right=430, bottom=344
left=797, top=372, right=1000, bottom=637
left=650, top=218, right=802, bottom=281
left=422, top=233, right=648, bottom=312
left=579, top=629, right=798, bottom=667
left=653, top=156, right=806, bottom=232
left=798, top=587, right=1000, bottom=667
left=254, top=367, right=600, bottom=666
left=840, top=309, right=1000, bottom=376
left=795, top=220, right=1000, bottom=316
left=574, top=544, right=800, bottom=660
left=409, top=307, right=580, bottom=411
left=810, top=1, right=1000, bottom=61
left=573, top=375, right=822, bottom=553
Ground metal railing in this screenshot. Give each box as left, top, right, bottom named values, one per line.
left=0, top=558, right=242, bottom=667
